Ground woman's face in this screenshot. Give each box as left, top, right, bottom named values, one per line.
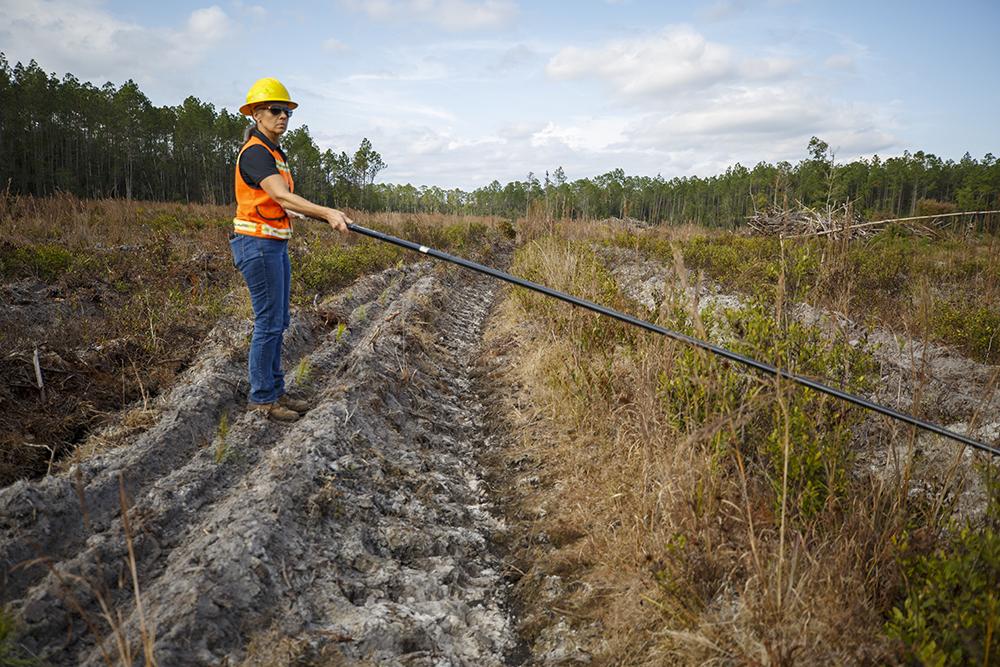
left=253, top=103, right=291, bottom=136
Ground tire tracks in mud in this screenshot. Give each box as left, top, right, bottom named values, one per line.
left=1, top=255, right=525, bottom=665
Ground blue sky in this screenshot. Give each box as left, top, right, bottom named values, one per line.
left=2, top=0, right=997, bottom=189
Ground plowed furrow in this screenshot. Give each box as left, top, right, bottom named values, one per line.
left=4, top=257, right=519, bottom=666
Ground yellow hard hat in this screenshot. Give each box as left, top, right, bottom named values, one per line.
left=240, top=77, right=298, bottom=115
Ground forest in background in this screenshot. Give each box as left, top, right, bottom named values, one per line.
left=2, top=56, right=999, bottom=227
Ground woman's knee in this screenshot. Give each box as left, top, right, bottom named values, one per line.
left=253, top=320, right=284, bottom=338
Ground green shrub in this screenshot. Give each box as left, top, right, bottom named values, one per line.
left=847, top=239, right=911, bottom=295
left=519, top=235, right=876, bottom=522
left=654, top=295, right=875, bottom=519
left=0, top=243, right=74, bottom=280
left=499, top=218, right=517, bottom=240
left=915, top=198, right=959, bottom=217
left=887, top=480, right=1000, bottom=666
left=295, top=240, right=402, bottom=296
left=727, top=300, right=874, bottom=518
left=932, top=301, right=1000, bottom=362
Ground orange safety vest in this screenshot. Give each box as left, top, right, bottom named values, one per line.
left=233, top=134, right=295, bottom=240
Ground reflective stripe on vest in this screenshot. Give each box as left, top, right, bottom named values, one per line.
left=233, top=218, right=293, bottom=240
left=234, top=135, right=295, bottom=240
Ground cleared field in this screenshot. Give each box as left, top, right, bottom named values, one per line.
left=0, top=204, right=996, bottom=665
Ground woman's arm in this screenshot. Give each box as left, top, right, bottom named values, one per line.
left=259, top=174, right=351, bottom=234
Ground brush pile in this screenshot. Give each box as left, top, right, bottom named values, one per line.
left=747, top=203, right=956, bottom=239
left=746, top=202, right=865, bottom=238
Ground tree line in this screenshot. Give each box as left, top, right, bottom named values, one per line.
left=2, top=56, right=997, bottom=228
left=0, top=56, right=385, bottom=208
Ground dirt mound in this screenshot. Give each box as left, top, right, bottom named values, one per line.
left=1, top=257, right=523, bottom=665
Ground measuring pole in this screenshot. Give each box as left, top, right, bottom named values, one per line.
left=346, top=222, right=1000, bottom=458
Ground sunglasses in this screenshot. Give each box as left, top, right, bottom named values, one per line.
left=263, top=106, right=293, bottom=118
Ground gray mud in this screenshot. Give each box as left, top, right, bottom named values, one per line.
left=1, top=258, right=523, bottom=665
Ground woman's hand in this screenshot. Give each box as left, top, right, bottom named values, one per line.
left=325, top=208, right=352, bottom=234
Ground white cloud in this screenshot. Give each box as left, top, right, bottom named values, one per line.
left=535, top=23, right=898, bottom=178
left=187, top=6, right=230, bottom=40
left=637, top=87, right=824, bottom=138
left=291, top=72, right=458, bottom=123
left=624, top=85, right=898, bottom=167
left=344, top=58, right=449, bottom=82
left=0, top=1, right=232, bottom=83
left=488, top=43, right=538, bottom=72
left=340, top=0, right=517, bottom=31
left=740, top=56, right=797, bottom=79
left=229, top=0, right=266, bottom=19
left=531, top=118, right=630, bottom=152
left=547, top=25, right=734, bottom=96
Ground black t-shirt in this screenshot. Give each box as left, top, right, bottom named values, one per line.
left=238, top=129, right=288, bottom=189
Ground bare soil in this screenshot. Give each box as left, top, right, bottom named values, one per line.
left=0, top=244, right=235, bottom=486
left=1, top=255, right=529, bottom=665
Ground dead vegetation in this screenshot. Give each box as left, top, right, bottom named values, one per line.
left=747, top=202, right=999, bottom=240
left=0, top=193, right=508, bottom=486
left=608, top=222, right=1000, bottom=365
left=484, top=218, right=998, bottom=665
left=747, top=201, right=864, bottom=238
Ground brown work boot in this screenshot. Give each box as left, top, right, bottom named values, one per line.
left=278, top=394, right=311, bottom=413
left=250, top=401, right=300, bottom=423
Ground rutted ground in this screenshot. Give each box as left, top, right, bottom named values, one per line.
left=1, top=256, right=523, bottom=665
left=599, top=244, right=1000, bottom=517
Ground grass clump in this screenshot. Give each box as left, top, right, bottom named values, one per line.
left=213, top=413, right=233, bottom=465
left=292, top=358, right=313, bottom=388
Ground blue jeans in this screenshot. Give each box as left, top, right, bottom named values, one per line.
left=229, top=234, right=291, bottom=404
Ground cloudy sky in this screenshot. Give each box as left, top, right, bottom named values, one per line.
left=2, top=0, right=998, bottom=189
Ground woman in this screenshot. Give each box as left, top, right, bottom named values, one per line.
left=231, top=77, right=352, bottom=422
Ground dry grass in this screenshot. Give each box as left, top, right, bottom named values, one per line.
left=12, top=472, right=159, bottom=666
left=611, top=225, right=1000, bottom=363
left=487, top=227, right=998, bottom=665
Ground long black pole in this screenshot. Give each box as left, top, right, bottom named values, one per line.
left=347, top=222, right=1000, bottom=457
